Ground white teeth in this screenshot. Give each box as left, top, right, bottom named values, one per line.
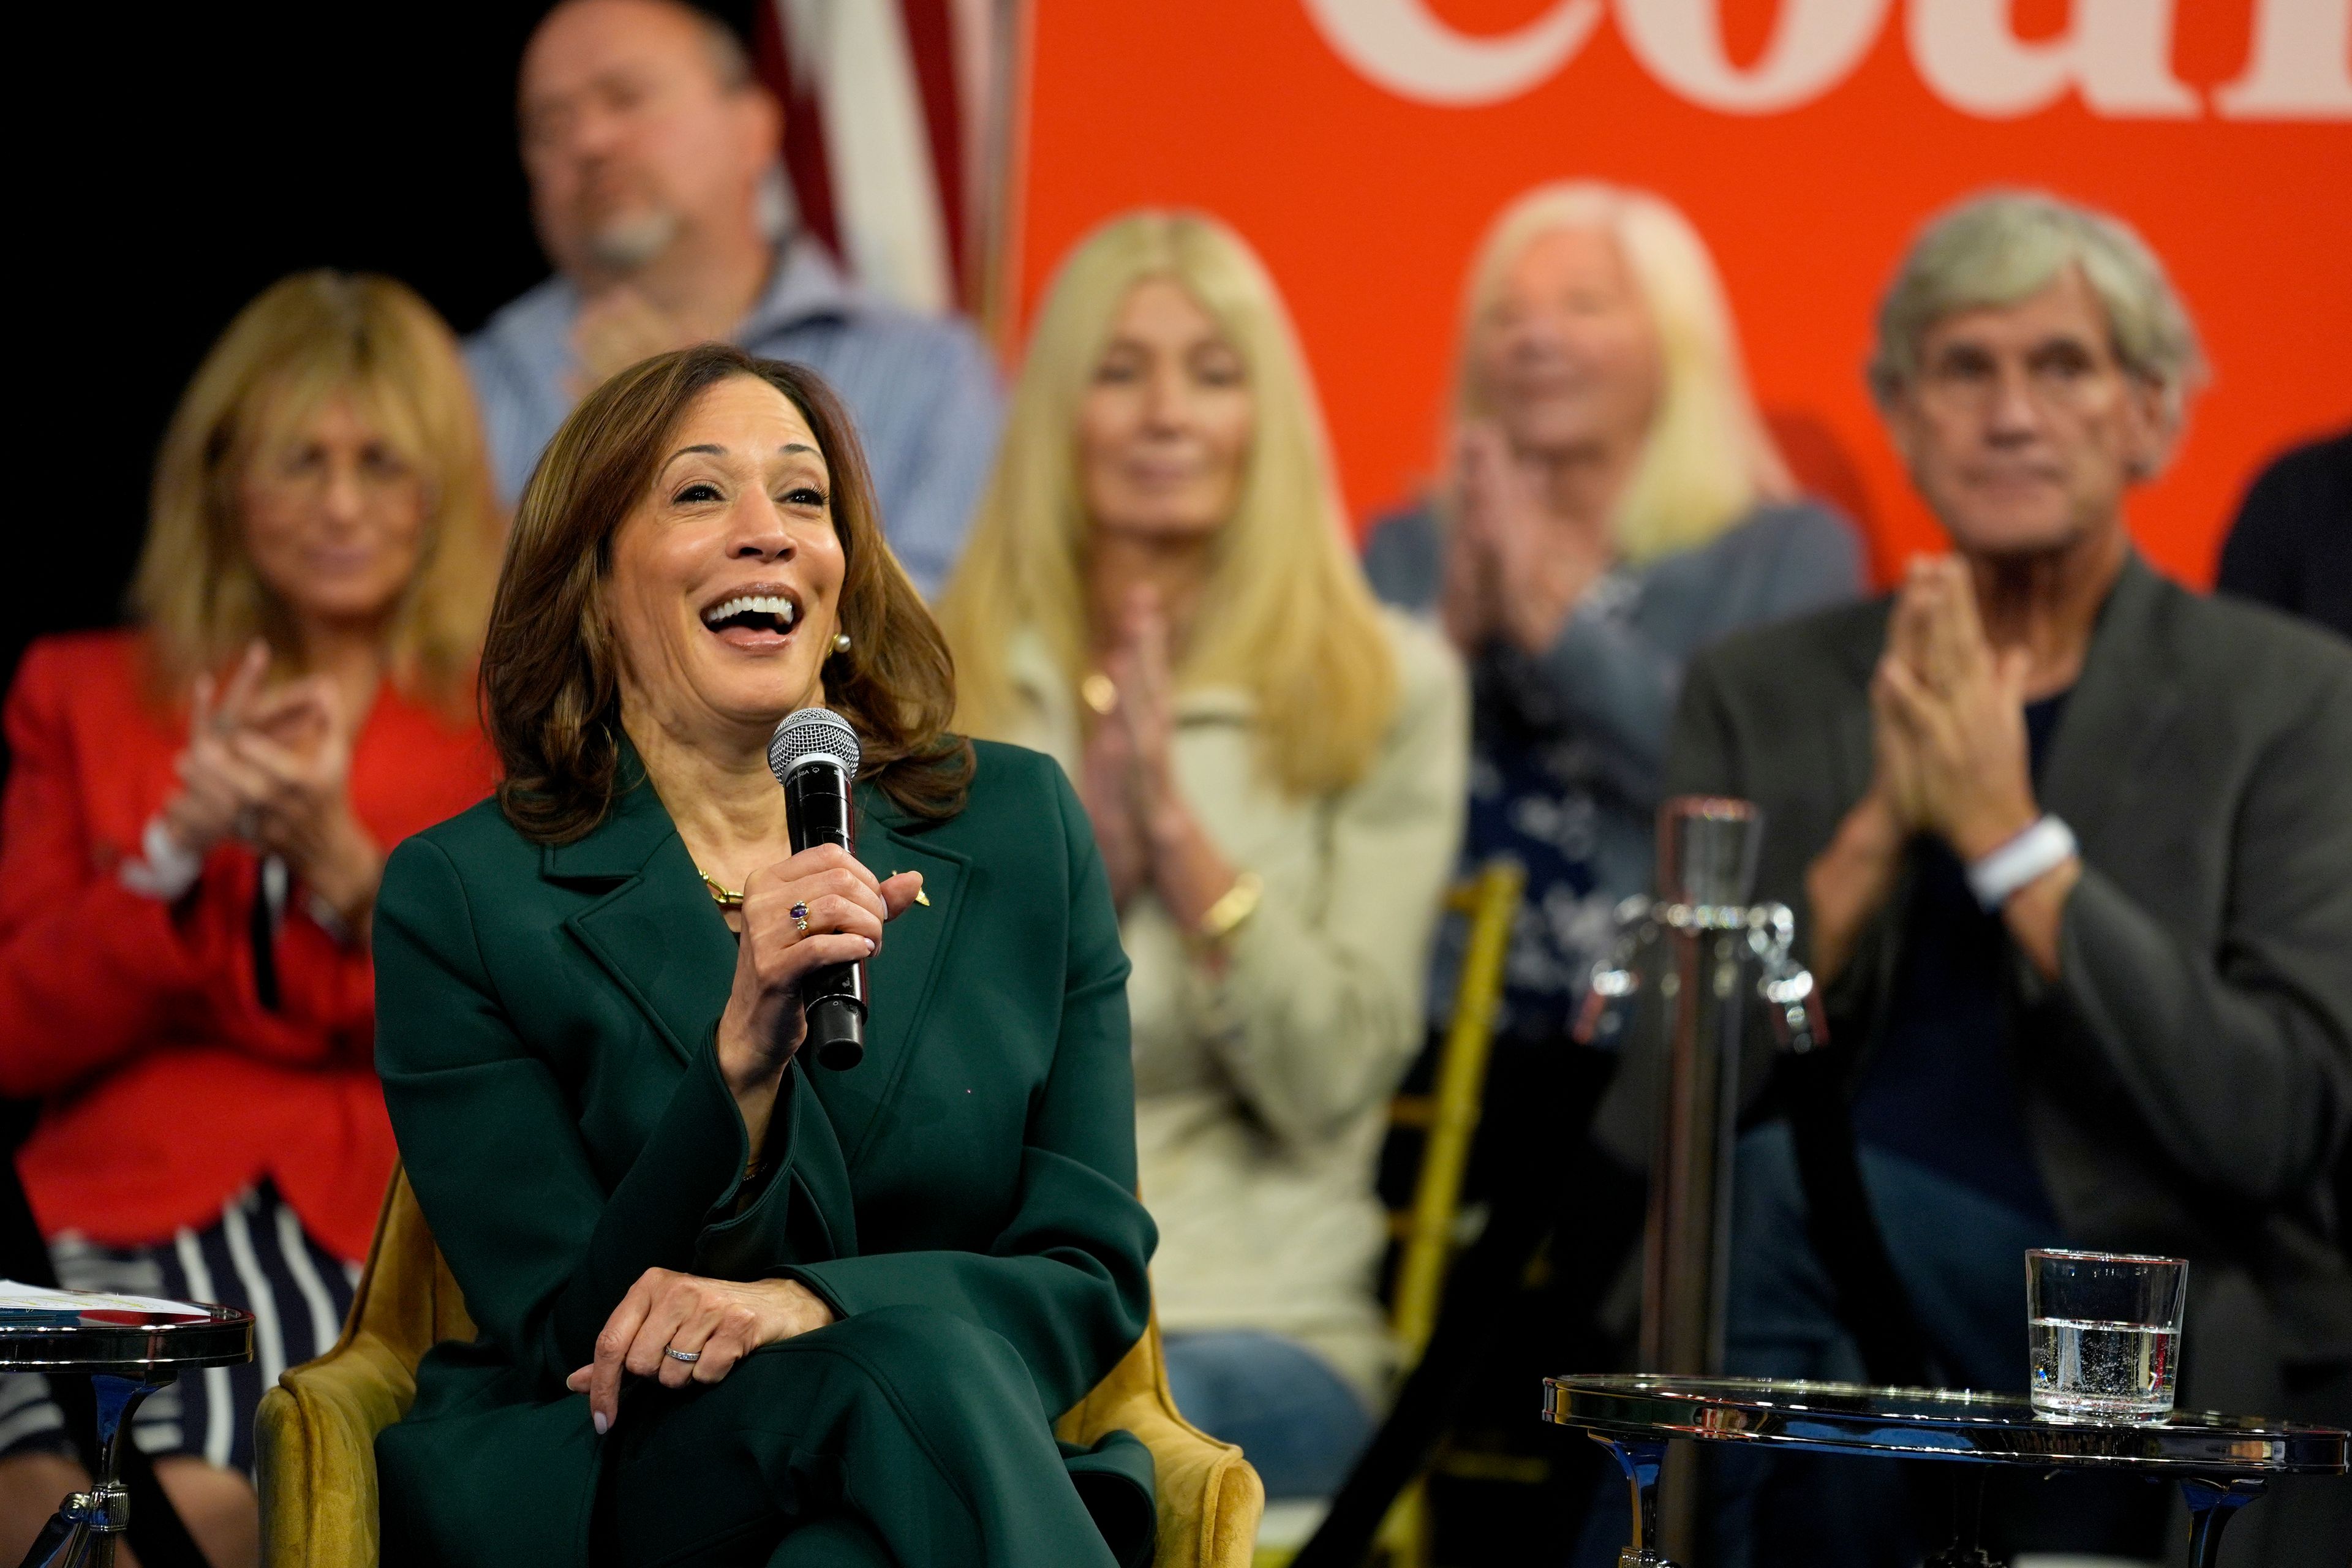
left=701, top=594, right=798, bottom=627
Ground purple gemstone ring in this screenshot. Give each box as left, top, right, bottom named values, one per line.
left=790, top=901, right=810, bottom=935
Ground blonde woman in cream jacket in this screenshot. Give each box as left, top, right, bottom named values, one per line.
left=941, top=211, right=1466, bottom=1499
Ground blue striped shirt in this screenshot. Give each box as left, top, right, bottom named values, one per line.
left=465, top=240, right=1002, bottom=598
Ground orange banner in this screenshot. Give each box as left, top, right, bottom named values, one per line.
left=1012, top=1, right=2352, bottom=584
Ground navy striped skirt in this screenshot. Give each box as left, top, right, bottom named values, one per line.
left=0, top=1181, right=358, bottom=1474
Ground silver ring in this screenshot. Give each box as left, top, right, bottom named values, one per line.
left=663, top=1345, right=701, bottom=1364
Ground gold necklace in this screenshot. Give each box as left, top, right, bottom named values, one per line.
left=696, top=868, right=745, bottom=908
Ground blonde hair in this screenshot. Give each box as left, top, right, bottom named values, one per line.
left=940, top=211, right=1396, bottom=798
left=1457, top=182, right=1793, bottom=564
left=132, top=271, right=500, bottom=710
left=1869, top=190, right=2205, bottom=428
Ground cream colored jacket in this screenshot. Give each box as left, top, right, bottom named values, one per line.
left=998, top=609, right=1468, bottom=1398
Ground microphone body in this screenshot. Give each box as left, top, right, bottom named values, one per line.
left=769, top=709, right=866, bottom=1070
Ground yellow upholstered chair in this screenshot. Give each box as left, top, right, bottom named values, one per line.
left=256, top=1167, right=1264, bottom=1568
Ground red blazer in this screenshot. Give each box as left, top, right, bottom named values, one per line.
left=0, top=631, right=495, bottom=1262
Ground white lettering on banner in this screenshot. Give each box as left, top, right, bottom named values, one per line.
left=1299, top=0, right=1604, bottom=107
left=2216, top=0, right=2352, bottom=118
left=1616, top=0, right=1890, bottom=114
left=1298, top=0, right=2352, bottom=121
left=1908, top=0, right=2198, bottom=118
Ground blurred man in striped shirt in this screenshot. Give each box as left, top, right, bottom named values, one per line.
left=468, top=0, right=1001, bottom=597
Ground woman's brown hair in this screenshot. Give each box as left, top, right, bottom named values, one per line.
left=483, top=344, right=971, bottom=843
left=133, top=270, right=499, bottom=710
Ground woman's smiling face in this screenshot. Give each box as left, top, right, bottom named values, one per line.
left=606, top=375, right=846, bottom=743
left=238, top=391, right=429, bottom=633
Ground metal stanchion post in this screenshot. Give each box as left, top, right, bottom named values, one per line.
left=1578, top=797, right=1825, bottom=1564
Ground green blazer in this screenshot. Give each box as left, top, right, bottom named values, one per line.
left=369, top=739, right=1158, bottom=1564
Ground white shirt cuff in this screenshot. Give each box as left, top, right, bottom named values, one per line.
left=119, top=816, right=205, bottom=902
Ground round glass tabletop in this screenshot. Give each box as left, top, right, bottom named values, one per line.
left=1543, top=1374, right=2348, bottom=1476
left=0, top=1300, right=254, bottom=1374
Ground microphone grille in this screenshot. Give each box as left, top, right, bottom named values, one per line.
left=767, top=706, right=861, bottom=786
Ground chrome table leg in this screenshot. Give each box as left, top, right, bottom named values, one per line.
left=1591, top=1434, right=1677, bottom=1568
left=2180, top=1476, right=2264, bottom=1568
left=17, top=1371, right=172, bottom=1568
left=1922, top=1466, right=2001, bottom=1567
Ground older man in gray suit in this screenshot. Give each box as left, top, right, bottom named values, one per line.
left=1657, top=194, right=2352, bottom=1564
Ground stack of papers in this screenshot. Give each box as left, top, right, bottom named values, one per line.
left=0, top=1281, right=209, bottom=1322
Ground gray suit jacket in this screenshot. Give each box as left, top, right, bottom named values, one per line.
left=1652, top=552, right=2352, bottom=1411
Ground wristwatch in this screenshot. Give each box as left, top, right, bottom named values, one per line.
left=1964, top=815, right=2078, bottom=911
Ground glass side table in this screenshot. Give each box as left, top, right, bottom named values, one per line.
left=1542, top=1374, right=2348, bottom=1568
left=0, top=1298, right=254, bottom=1568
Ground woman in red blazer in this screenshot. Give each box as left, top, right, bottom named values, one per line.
left=0, top=272, right=500, bottom=1564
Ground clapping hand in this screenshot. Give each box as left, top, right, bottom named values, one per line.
left=1810, top=558, right=2045, bottom=984
left=566, top=1267, right=836, bottom=1433
left=1439, top=439, right=1501, bottom=654
left=1076, top=584, right=1179, bottom=908
left=226, top=676, right=383, bottom=927
left=570, top=285, right=698, bottom=397
left=1076, top=695, right=1147, bottom=909
left=163, top=641, right=385, bottom=930
left=1074, top=583, right=1246, bottom=943
left=162, top=642, right=275, bottom=861
left=1102, top=584, right=1180, bottom=831
left=1872, top=558, right=2039, bottom=861
left=1444, top=424, right=1609, bottom=655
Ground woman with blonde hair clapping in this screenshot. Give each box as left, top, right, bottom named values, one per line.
left=1366, top=179, right=1862, bottom=1054
left=0, top=271, right=499, bottom=1565
left=941, top=211, right=1468, bottom=1499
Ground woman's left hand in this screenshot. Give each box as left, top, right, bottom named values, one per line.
left=227, top=677, right=384, bottom=931
left=1104, top=584, right=1180, bottom=829
left=566, top=1268, right=837, bottom=1431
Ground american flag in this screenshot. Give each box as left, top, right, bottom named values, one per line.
left=753, top=0, right=1020, bottom=327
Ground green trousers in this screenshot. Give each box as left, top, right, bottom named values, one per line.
left=594, top=1305, right=1125, bottom=1567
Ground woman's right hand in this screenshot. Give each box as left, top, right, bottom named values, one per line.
left=1439, top=435, right=1498, bottom=654
left=159, top=642, right=274, bottom=860
left=714, top=846, right=922, bottom=1101
left=1458, top=424, right=1607, bottom=654
left=1076, top=706, right=1147, bottom=908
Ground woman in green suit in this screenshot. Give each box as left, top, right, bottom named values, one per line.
left=370, top=344, right=1157, bottom=1566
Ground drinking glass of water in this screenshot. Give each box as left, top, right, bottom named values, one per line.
left=2026, top=1250, right=2187, bottom=1422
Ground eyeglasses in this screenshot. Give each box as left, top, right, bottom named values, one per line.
left=254, top=444, right=420, bottom=498
left=1913, top=344, right=2124, bottom=416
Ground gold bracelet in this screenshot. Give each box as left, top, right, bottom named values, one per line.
left=1193, top=870, right=1263, bottom=949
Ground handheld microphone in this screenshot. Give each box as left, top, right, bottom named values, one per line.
left=767, top=707, right=865, bottom=1070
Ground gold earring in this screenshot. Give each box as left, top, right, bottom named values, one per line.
left=833, top=631, right=852, bottom=654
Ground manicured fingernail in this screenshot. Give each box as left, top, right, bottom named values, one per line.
left=593, top=1411, right=608, bottom=1434
left=864, top=938, right=877, bottom=956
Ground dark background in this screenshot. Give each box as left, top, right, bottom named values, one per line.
left=4, top=0, right=762, bottom=729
